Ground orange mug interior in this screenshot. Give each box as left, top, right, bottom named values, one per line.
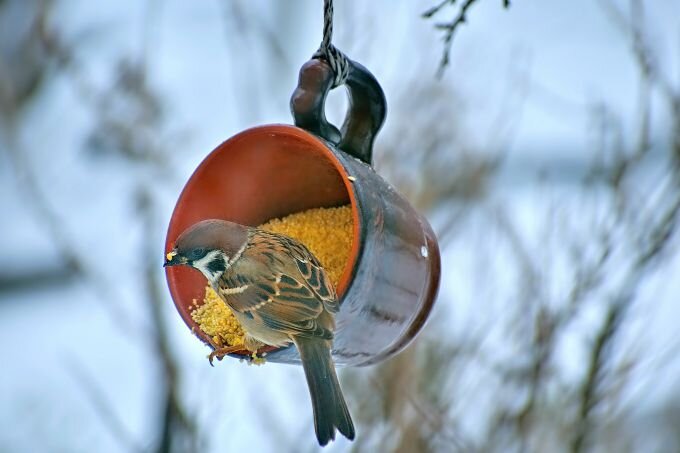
left=165, top=124, right=361, bottom=352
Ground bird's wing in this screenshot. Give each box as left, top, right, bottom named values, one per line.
left=275, top=233, right=339, bottom=314
left=217, top=231, right=337, bottom=340
left=219, top=270, right=333, bottom=340
left=259, top=272, right=334, bottom=340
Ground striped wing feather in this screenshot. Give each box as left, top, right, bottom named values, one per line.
left=217, top=229, right=338, bottom=340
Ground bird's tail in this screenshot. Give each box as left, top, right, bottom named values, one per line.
left=294, top=337, right=355, bottom=446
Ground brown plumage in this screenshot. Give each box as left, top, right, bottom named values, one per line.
left=165, top=219, right=355, bottom=446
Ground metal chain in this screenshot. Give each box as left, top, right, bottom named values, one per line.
left=313, top=0, right=350, bottom=88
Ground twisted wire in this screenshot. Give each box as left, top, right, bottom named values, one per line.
left=313, top=0, right=350, bottom=88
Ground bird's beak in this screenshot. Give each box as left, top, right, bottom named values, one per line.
left=164, top=249, right=187, bottom=267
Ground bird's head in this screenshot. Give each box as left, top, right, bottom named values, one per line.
left=164, top=219, right=249, bottom=284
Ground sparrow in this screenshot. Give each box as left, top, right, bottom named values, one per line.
left=164, top=219, right=355, bottom=446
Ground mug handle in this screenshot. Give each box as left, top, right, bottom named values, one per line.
left=290, top=58, right=387, bottom=165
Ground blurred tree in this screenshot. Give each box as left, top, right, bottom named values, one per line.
left=2, top=1, right=680, bottom=452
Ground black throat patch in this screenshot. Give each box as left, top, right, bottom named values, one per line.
left=206, top=256, right=226, bottom=275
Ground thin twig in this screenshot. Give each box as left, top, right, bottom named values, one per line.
left=422, top=0, right=510, bottom=76
left=422, top=0, right=454, bottom=19
left=434, top=0, right=478, bottom=77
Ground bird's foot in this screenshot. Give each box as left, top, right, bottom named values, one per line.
left=208, top=345, right=243, bottom=366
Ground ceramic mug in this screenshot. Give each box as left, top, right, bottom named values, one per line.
left=165, top=58, right=440, bottom=366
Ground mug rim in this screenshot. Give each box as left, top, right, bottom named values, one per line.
left=164, top=123, right=363, bottom=355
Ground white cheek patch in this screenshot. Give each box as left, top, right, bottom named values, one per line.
left=193, top=250, right=228, bottom=284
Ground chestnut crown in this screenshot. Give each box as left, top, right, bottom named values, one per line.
left=164, top=219, right=249, bottom=283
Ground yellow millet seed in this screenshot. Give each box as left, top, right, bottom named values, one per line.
left=259, top=205, right=353, bottom=287
left=190, top=204, right=353, bottom=353
left=190, top=288, right=246, bottom=348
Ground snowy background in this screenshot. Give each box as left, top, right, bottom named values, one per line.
left=2, top=0, right=680, bottom=452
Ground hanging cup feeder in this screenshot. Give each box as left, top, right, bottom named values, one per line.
left=165, top=55, right=441, bottom=367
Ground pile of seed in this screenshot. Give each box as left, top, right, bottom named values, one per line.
left=259, top=205, right=353, bottom=287
left=190, top=205, right=353, bottom=352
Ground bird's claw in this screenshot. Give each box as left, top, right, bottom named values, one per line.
left=207, top=345, right=242, bottom=366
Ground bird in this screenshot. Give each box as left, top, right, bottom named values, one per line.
left=164, top=219, right=355, bottom=446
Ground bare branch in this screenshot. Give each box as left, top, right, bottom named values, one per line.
left=422, top=0, right=453, bottom=19
left=422, top=0, right=510, bottom=76
left=434, top=0, right=478, bottom=77
left=0, top=264, right=78, bottom=294
left=571, top=302, right=625, bottom=453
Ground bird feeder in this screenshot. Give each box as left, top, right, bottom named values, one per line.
left=165, top=58, right=441, bottom=366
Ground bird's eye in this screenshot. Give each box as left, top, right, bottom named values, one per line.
left=189, top=248, right=206, bottom=260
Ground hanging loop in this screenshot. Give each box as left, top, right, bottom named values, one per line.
left=290, top=58, right=386, bottom=166
left=290, top=0, right=386, bottom=165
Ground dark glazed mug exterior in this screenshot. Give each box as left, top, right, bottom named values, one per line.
left=165, top=58, right=440, bottom=366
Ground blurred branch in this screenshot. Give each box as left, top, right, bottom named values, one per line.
left=569, top=8, right=680, bottom=445
left=475, top=5, right=680, bottom=447
left=6, top=5, right=198, bottom=451
left=399, top=382, right=473, bottom=452
left=4, top=1, right=680, bottom=452
left=219, top=0, right=289, bottom=68
left=36, top=13, right=182, bottom=178
left=597, top=0, right=677, bottom=103
left=571, top=187, right=680, bottom=451
left=67, top=358, right=146, bottom=453
left=344, top=329, right=478, bottom=452
left=0, top=264, right=78, bottom=294
left=1, top=127, right=152, bottom=340
left=376, top=82, right=498, bottom=248
left=217, top=0, right=293, bottom=124
left=137, top=187, right=199, bottom=453
left=0, top=0, right=50, bottom=119
left=571, top=302, right=624, bottom=453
